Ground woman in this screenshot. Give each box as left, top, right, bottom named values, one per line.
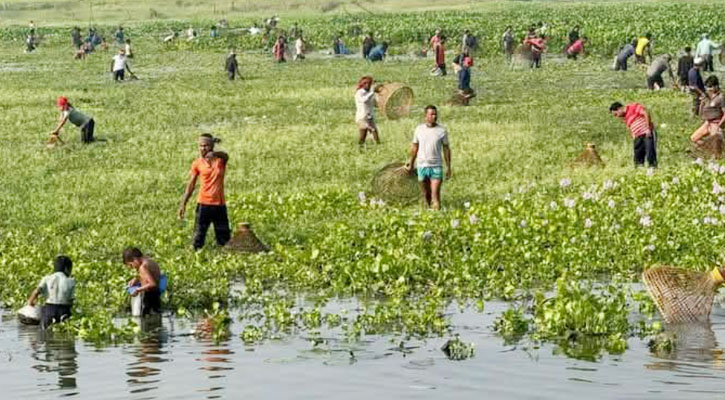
left=273, top=35, right=286, bottom=63
left=691, top=75, right=725, bottom=150
left=27, top=256, right=75, bottom=329
left=354, top=76, right=380, bottom=145
left=50, top=96, right=95, bottom=144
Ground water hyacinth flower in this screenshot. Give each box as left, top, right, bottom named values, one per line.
left=358, top=192, right=367, bottom=203
left=612, top=223, right=621, bottom=231
left=559, top=178, right=571, bottom=188
left=645, top=244, right=656, bottom=252
left=564, top=198, right=576, bottom=208
left=704, top=216, right=720, bottom=225
left=608, top=199, right=616, bottom=208
left=584, top=218, right=593, bottom=228
left=520, top=220, right=527, bottom=228
left=582, top=191, right=595, bottom=201
left=719, top=205, right=725, bottom=215
left=422, top=231, right=433, bottom=241
left=635, top=206, right=644, bottom=215
left=695, top=157, right=704, bottom=166
left=549, top=201, right=558, bottom=210
left=713, top=181, right=723, bottom=195
left=451, top=219, right=460, bottom=229
left=469, top=214, right=479, bottom=225
left=603, top=179, right=616, bottom=190
left=671, top=177, right=680, bottom=185
left=639, top=215, right=652, bottom=227
left=646, top=168, right=655, bottom=176
left=693, top=218, right=700, bottom=225
left=464, top=202, right=471, bottom=209
left=720, top=165, right=725, bottom=175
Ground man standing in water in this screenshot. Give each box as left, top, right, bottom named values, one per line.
left=178, top=134, right=231, bottom=249
left=354, top=76, right=381, bottom=145
left=406, top=105, right=452, bottom=210
left=609, top=101, right=657, bottom=168
left=123, top=248, right=162, bottom=316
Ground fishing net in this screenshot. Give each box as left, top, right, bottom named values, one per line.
left=376, top=83, right=414, bottom=120
left=642, top=265, right=724, bottom=323
left=571, top=143, right=604, bottom=167
left=370, top=162, right=419, bottom=204
left=226, top=222, right=269, bottom=253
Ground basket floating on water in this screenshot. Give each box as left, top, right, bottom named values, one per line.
left=376, top=83, right=414, bottom=120
left=643, top=265, right=725, bottom=323
left=226, top=222, right=269, bottom=253
left=370, top=162, right=419, bottom=204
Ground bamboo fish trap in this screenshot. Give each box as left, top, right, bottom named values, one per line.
left=642, top=265, right=725, bottom=323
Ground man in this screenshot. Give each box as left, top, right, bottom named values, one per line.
left=225, top=50, right=239, bottom=80
left=615, top=39, right=636, bottom=71
left=178, top=134, right=231, bottom=250
left=354, top=76, right=381, bottom=145
left=695, top=34, right=720, bottom=72
left=689, top=57, right=706, bottom=116
left=691, top=75, right=725, bottom=148
left=114, top=26, right=124, bottom=44
left=566, top=36, right=587, bottom=59
left=294, top=35, right=305, bottom=61
left=610, top=102, right=657, bottom=167
left=367, top=42, right=388, bottom=62
left=568, top=25, right=580, bottom=47
left=362, top=32, right=375, bottom=59
left=125, top=38, right=133, bottom=58
left=635, top=33, right=652, bottom=64
left=273, top=35, right=286, bottom=62
left=123, top=248, right=162, bottom=316
left=677, top=47, right=694, bottom=89
left=27, top=256, right=75, bottom=329
left=457, top=57, right=475, bottom=105
left=406, top=106, right=452, bottom=210
left=50, top=96, right=94, bottom=143
left=110, top=48, right=133, bottom=81
left=71, top=27, right=82, bottom=49
left=646, top=54, right=676, bottom=90
left=502, top=26, right=514, bottom=60
left=524, top=34, right=546, bottom=68
left=430, top=29, right=445, bottom=75
left=461, top=29, right=475, bottom=54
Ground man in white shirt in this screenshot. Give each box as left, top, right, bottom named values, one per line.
left=406, top=105, right=452, bottom=210
left=354, top=76, right=381, bottom=145
left=695, top=34, right=720, bottom=72
left=110, top=49, right=133, bottom=81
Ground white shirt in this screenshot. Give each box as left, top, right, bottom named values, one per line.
left=125, top=43, right=132, bottom=55
left=354, top=88, right=376, bottom=121
left=112, top=54, right=126, bottom=71
left=295, top=38, right=304, bottom=54
left=413, top=123, right=449, bottom=167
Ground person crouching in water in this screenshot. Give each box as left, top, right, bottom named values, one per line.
left=178, top=134, right=231, bottom=249
left=457, top=57, right=475, bottom=105
left=50, top=96, right=95, bottom=144
left=123, top=248, right=162, bottom=316
left=691, top=76, right=725, bottom=152
left=354, top=76, right=381, bottom=146
left=27, top=256, right=75, bottom=329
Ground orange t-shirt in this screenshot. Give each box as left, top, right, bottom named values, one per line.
left=190, top=157, right=226, bottom=205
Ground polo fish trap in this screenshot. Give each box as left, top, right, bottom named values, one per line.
left=571, top=143, right=605, bottom=167
left=226, top=222, right=269, bottom=253
left=370, top=162, right=419, bottom=204
left=642, top=265, right=725, bottom=323
left=376, top=83, right=414, bottom=120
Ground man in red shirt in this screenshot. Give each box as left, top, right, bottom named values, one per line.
left=566, top=37, right=587, bottom=60
left=609, top=102, right=657, bottom=167
left=524, top=35, right=546, bottom=68
left=178, top=134, right=231, bottom=249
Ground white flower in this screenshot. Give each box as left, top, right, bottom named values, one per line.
left=612, top=223, right=621, bottom=231
left=603, top=180, right=614, bottom=190
left=635, top=206, right=644, bottom=215
left=451, top=219, right=460, bottom=229
left=645, top=244, right=656, bottom=252
left=640, top=215, right=652, bottom=227
left=584, top=218, right=593, bottom=228
left=504, top=193, right=512, bottom=201
left=660, top=183, right=668, bottom=191
left=671, top=177, right=680, bottom=185
left=709, top=161, right=720, bottom=174
left=693, top=186, right=700, bottom=193
left=661, top=123, right=667, bottom=128
left=719, top=196, right=725, bottom=203
left=464, top=202, right=471, bottom=209
left=358, top=192, right=367, bottom=203
left=549, top=201, right=558, bottom=210
left=608, top=199, right=616, bottom=208
left=647, top=168, right=655, bottom=176
left=520, top=220, right=527, bottom=228
left=720, top=165, right=725, bottom=174
left=570, top=237, right=577, bottom=243
left=469, top=214, right=479, bottom=225
left=695, top=157, right=705, bottom=166
left=542, top=219, right=549, bottom=226
left=582, top=191, right=594, bottom=200
left=719, top=205, right=725, bottom=215
left=560, top=178, right=571, bottom=188
left=643, top=201, right=653, bottom=210
left=713, top=182, right=723, bottom=195
left=564, top=198, right=576, bottom=208
left=422, top=231, right=433, bottom=241
left=693, top=218, right=700, bottom=225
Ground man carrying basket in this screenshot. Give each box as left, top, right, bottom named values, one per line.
left=355, top=76, right=381, bottom=146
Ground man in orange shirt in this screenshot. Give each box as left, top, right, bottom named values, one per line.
left=178, top=134, right=231, bottom=249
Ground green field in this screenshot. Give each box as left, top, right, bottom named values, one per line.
left=2, top=1, right=725, bottom=354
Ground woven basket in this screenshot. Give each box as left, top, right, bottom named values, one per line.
left=571, top=143, right=605, bottom=167
left=376, top=83, right=414, bottom=120
left=226, top=222, right=269, bottom=253
left=370, top=162, right=419, bottom=204
left=692, top=133, right=724, bottom=159
left=642, top=265, right=724, bottom=323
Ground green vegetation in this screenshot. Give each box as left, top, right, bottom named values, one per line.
left=1, top=1, right=725, bottom=358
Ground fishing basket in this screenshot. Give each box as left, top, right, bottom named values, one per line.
left=226, top=222, right=269, bottom=253
left=370, top=162, right=419, bottom=204
left=571, top=143, right=605, bottom=167
left=376, top=83, right=414, bottom=120
left=642, top=265, right=724, bottom=323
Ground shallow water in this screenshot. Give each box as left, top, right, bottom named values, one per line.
left=3, top=301, right=725, bottom=399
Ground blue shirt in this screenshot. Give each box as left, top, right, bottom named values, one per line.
left=368, top=45, right=385, bottom=61
left=688, top=67, right=704, bottom=91
left=458, top=66, right=471, bottom=90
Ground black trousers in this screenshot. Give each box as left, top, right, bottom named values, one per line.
left=615, top=58, right=627, bottom=71
left=41, top=304, right=72, bottom=329
left=704, top=54, right=714, bottom=72
left=647, top=74, right=664, bottom=90
left=633, top=132, right=657, bottom=167
left=81, top=119, right=95, bottom=143
left=143, top=289, right=161, bottom=316
left=530, top=52, right=541, bottom=68
left=113, top=69, right=125, bottom=81
left=193, top=204, right=231, bottom=249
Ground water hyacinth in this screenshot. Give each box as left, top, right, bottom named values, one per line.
left=608, top=199, right=616, bottom=208
left=639, top=215, right=652, bottom=227
left=584, top=218, right=593, bottom=228
left=559, top=178, right=571, bottom=188
left=451, top=219, right=460, bottom=229
left=713, top=181, right=723, bottom=195
left=549, top=201, right=558, bottom=210
left=358, top=192, right=367, bottom=203
left=564, top=198, right=576, bottom=208
left=469, top=214, right=479, bottom=225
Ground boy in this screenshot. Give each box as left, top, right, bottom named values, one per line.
left=27, top=256, right=75, bottom=329
left=123, top=248, right=162, bottom=316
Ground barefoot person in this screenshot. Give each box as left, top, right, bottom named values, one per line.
left=123, top=248, right=162, bottom=316
left=27, top=256, right=75, bottom=329
left=355, top=76, right=381, bottom=145
left=178, top=134, right=231, bottom=249
left=50, top=96, right=95, bottom=144
left=609, top=101, right=657, bottom=168
left=691, top=76, right=725, bottom=149
left=406, top=105, right=452, bottom=210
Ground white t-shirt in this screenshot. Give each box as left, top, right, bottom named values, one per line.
left=413, top=123, right=449, bottom=167
left=354, top=88, right=376, bottom=121
left=125, top=43, right=132, bottom=55
left=112, top=54, right=127, bottom=71
left=295, top=38, right=304, bottom=54
left=37, top=272, right=75, bottom=305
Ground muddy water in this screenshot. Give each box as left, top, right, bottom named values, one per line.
left=2, top=301, right=725, bottom=399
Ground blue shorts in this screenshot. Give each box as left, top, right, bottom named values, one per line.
left=417, top=166, right=443, bottom=181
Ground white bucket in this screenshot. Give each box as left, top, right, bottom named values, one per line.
left=18, top=305, right=41, bottom=325
left=131, top=292, right=144, bottom=317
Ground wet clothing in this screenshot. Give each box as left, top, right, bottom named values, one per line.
left=193, top=204, right=231, bottom=249
left=677, top=55, right=694, bottom=86
left=190, top=157, right=227, bottom=206
left=688, top=67, right=705, bottom=92
left=37, top=272, right=75, bottom=305
left=113, top=69, right=125, bottom=81
left=413, top=124, right=449, bottom=168
left=615, top=44, right=635, bottom=71
left=142, top=288, right=161, bottom=316
left=417, top=166, right=443, bottom=181
left=633, top=132, right=657, bottom=167
left=646, top=56, right=671, bottom=89
left=41, top=304, right=72, bottom=329
left=567, top=39, right=584, bottom=59
left=635, top=37, right=650, bottom=56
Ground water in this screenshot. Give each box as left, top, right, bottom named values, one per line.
left=3, top=301, right=725, bottom=399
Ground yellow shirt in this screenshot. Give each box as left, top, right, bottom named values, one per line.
left=635, top=37, right=650, bottom=56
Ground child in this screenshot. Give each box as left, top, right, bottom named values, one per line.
left=123, top=248, right=163, bottom=316
left=27, top=256, right=76, bottom=329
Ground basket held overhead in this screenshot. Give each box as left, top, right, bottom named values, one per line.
left=376, top=83, right=414, bottom=120
left=226, top=222, right=269, bottom=253
left=370, top=162, right=419, bottom=204
left=642, top=265, right=725, bottom=323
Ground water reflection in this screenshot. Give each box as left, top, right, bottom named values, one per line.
left=126, top=315, right=169, bottom=396
left=196, top=339, right=234, bottom=399
left=20, top=324, right=79, bottom=393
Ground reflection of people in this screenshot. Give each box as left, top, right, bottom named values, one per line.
left=25, top=331, right=79, bottom=389
left=27, top=256, right=75, bottom=329
left=126, top=319, right=167, bottom=393
left=178, top=134, right=231, bottom=249
left=406, top=106, right=452, bottom=210
left=123, top=248, right=162, bottom=316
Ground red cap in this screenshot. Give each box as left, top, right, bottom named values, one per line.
left=463, top=57, right=473, bottom=67
left=56, top=96, right=68, bottom=107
